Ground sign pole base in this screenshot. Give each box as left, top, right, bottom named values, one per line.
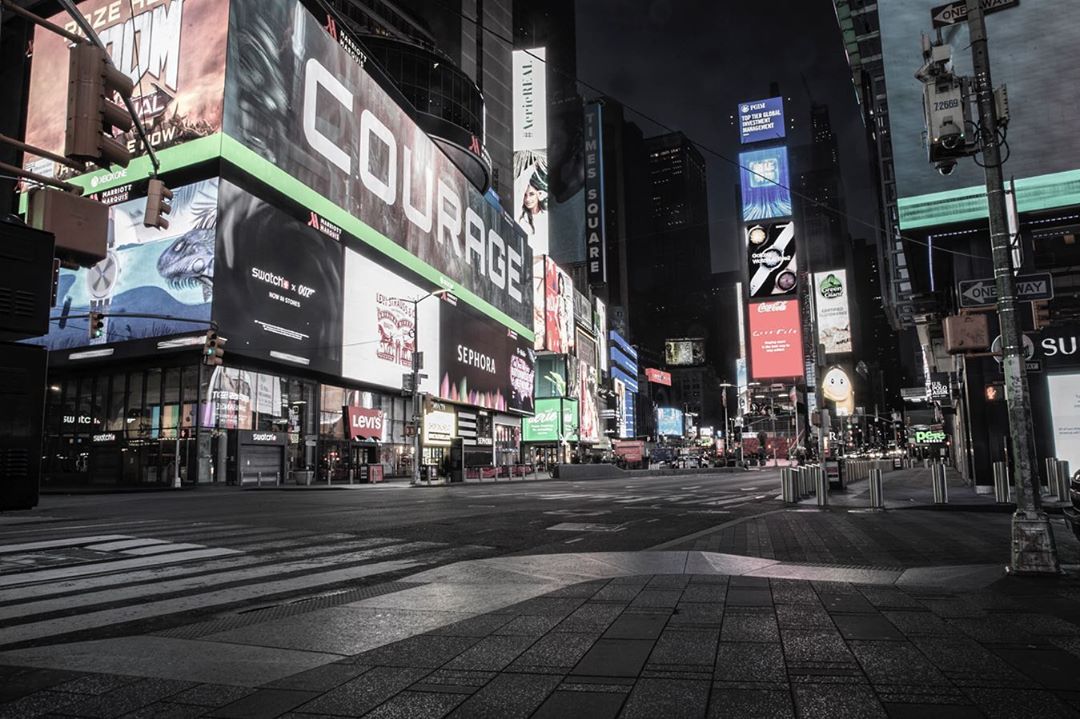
left=1008, top=510, right=1061, bottom=575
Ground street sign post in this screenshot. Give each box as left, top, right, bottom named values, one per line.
left=931, top=0, right=1018, bottom=28
left=958, top=272, right=1052, bottom=308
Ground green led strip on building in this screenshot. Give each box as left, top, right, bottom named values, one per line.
left=21, top=131, right=533, bottom=341
left=898, top=168, right=1080, bottom=229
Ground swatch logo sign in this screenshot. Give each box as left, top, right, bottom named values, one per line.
left=251, top=433, right=278, bottom=442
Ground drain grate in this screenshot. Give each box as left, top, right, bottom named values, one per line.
left=152, top=580, right=423, bottom=639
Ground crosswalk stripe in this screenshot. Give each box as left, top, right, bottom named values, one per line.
left=0, top=557, right=427, bottom=646
left=0, top=543, right=445, bottom=623
left=0, top=535, right=134, bottom=554
left=119, top=543, right=208, bottom=556
left=84, top=538, right=170, bottom=552
left=0, top=548, right=241, bottom=588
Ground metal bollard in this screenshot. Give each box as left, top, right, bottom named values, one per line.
left=993, top=461, right=1010, bottom=503
left=931, top=463, right=948, bottom=504
left=868, top=468, right=884, bottom=509
left=781, top=468, right=797, bottom=503
left=1045, top=458, right=1060, bottom=498
left=815, top=465, right=829, bottom=507
left=799, top=467, right=810, bottom=497
left=1058, top=460, right=1071, bottom=500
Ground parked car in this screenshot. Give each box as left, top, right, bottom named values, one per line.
left=1065, top=470, right=1080, bottom=541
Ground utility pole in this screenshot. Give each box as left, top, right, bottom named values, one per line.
left=965, top=0, right=1058, bottom=574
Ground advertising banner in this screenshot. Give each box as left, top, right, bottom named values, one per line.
left=345, top=406, right=384, bottom=440
left=645, top=368, right=672, bottom=386
left=584, top=101, right=607, bottom=284
left=739, top=146, right=792, bottom=221
left=342, top=249, right=441, bottom=394
left=747, top=222, right=797, bottom=297
left=813, top=270, right=853, bottom=355
left=665, top=338, right=705, bottom=366
left=578, top=359, right=600, bottom=443
left=821, top=364, right=855, bottom=417
left=749, top=299, right=804, bottom=379
left=523, top=398, right=561, bottom=442
left=540, top=257, right=574, bottom=353
left=595, top=298, right=609, bottom=371
left=512, top=48, right=549, bottom=256
left=532, top=255, right=546, bottom=350
left=34, top=177, right=218, bottom=350
left=23, top=0, right=228, bottom=180
left=656, top=407, right=684, bottom=436
left=573, top=290, right=593, bottom=330
left=423, top=404, right=456, bottom=447
left=214, top=180, right=343, bottom=375
left=439, top=299, right=536, bottom=414
left=224, top=0, right=531, bottom=328
left=1048, top=373, right=1080, bottom=473
left=738, top=97, right=786, bottom=144
left=548, top=96, right=586, bottom=264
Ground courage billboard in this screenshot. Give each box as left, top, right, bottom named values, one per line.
left=223, top=0, right=531, bottom=329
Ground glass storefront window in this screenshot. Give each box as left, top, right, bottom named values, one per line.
left=106, top=373, right=125, bottom=431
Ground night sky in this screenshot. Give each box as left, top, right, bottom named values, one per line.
left=575, top=0, right=877, bottom=273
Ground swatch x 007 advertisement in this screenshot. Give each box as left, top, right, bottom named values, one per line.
left=223, top=0, right=532, bottom=329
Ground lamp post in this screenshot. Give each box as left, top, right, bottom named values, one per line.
left=391, top=289, right=450, bottom=486
left=719, top=382, right=733, bottom=462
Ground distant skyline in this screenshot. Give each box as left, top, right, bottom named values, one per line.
left=575, top=0, right=878, bottom=273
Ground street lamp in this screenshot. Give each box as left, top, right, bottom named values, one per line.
left=389, top=288, right=451, bottom=486
left=718, top=382, right=733, bottom=461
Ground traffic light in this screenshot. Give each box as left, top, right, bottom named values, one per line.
left=144, top=179, right=173, bottom=229
left=1032, top=300, right=1051, bottom=330
left=88, top=311, right=105, bottom=340
left=65, top=42, right=134, bottom=168
left=202, top=329, right=225, bottom=366
left=985, top=383, right=1004, bottom=402
left=732, top=426, right=743, bottom=443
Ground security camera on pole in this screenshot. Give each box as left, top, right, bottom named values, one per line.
left=916, top=1, right=1058, bottom=573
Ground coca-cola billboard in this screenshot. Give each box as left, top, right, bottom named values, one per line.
left=749, top=299, right=804, bottom=379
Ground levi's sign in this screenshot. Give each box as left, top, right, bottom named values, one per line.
left=346, top=406, right=384, bottom=440
left=958, top=273, right=1052, bottom=308
left=931, top=0, right=1019, bottom=28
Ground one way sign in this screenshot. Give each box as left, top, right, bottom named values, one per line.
left=958, top=272, right=1053, bottom=308
left=931, top=0, right=1019, bottom=28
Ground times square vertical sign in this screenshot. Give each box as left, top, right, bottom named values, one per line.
left=584, top=101, right=607, bottom=285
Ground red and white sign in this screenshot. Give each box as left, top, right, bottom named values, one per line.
left=345, top=407, right=384, bottom=440
left=749, top=300, right=804, bottom=379
left=645, top=368, right=672, bottom=386
left=613, top=440, right=645, bottom=463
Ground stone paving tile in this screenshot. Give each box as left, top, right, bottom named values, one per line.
left=873, top=684, right=970, bottom=707
left=791, top=683, right=887, bottom=718
left=428, top=613, right=516, bottom=638
left=707, top=688, right=795, bottom=718
left=681, top=584, right=726, bottom=603
left=911, top=637, right=1034, bottom=687
left=618, top=678, right=710, bottom=719
left=833, top=614, right=906, bottom=641
left=775, top=603, right=833, bottom=629
left=848, top=641, right=949, bottom=686
left=544, top=580, right=611, bottom=598
left=726, top=588, right=773, bottom=607
left=62, top=678, right=197, bottom=719
left=208, top=689, right=320, bottom=719
left=604, top=611, right=671, bottom=640
left=731, top=576, right=771, bottom=589
left=629, top=589, right=683, bottom=609
left=770, top=580, right=818, bottom=605
left=571, top=639, right=655, bottom=678
left=1007, top=613, right=1080, bottom=637
left=881, top=611, right=959, bottom=637
left=855, top=587, right=924, bottom=611
left=510, top=632, right=598, bottom=670
left=555, top=603, right=627, bottom=633
left=917, top=598, right=987, bottom=618
left=592, top=584, right=648, bottom=602
left=118, top=701, right=208, bottom=719
left=0, top=667, right=85, bottom=702
left=296, top=667, right=428, bottom=717
left=781, top=629, right=856, bottom=666
left=648, top=629, right=719, bottom=667
left=168, top=684, right=258, bottom=708
left=531, top=690, right=626, bottom=719
left=51, top=674, right=141, bottom=696
left=508, top=596, right=588, bottom=617
left=444, top=635, right=536, bottom=672
left=818, top=591, right=876, bottom=615
left=413, top=669, right=495, bottom=691
left=265, top=664, right=375, bottom=693
left=945, top=616, right=1042, bottom=645
left=494, top=615, right=564, bottom=637
left=446, top=673, right=562, bottom=719
left=992, top=646, right=1080, bottom=691
left=879, top=702, right=982, bottom=718
left=669, top=602, right=724, bottom=627
left=362, top=690, right=466, bottom=719
left=690, top=575, right=729, bottom=585
left=356, top=635, right=481, bottom=669
left=962, top=687, right=1079, bottom=718
left=0, top=689, right=84, bottom=719
left=647, top=575, right=692, bottom=590
left=714, top=643, right=786, bottom=685
left=721, top=611, right=780, bottom=643
left=810, top=581, right=861, bottom=595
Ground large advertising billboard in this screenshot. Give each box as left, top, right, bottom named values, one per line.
left=813, top=270, right=853, bottom=355
left=342, top=249, right=441, bottom=394
left=739, top=146, right=792, bottom=222
left=214, top=180, right=343, bottom=376
left=1048, top=373, right=1080, bottom=475
left=34, top=177, right=218, bottom=350
left=522, top=397, right=578, bottom=442
left=656, top=407, right=684, bottom=437
left=224, top=0, right=531, bottom=329
left=512, top=48, right=549, bottom=257
left=23, top=0, right=228, bottom=179
left=878, top=1, right=1080, bottom=227
left=747, top=221, right=797, bottom=297
left=578, top=359, right=600, bottom=444
left=584, top=101, right=607, bottom=284
left=821, top=364, right=855, bottom=417
left=749, top=299, right=804, bottom=379
left=539, top=257, right=574, bottom=354
left=665, top=338, right=706, bottom=366
left=439, top=299, right=536, bottom=414
left=738, top=97, right=786, bottom=144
